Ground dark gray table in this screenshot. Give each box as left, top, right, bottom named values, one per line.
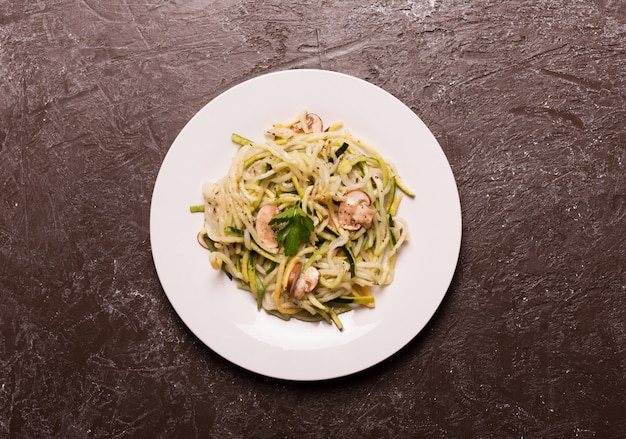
left=1, top=1, right=624, bottom=437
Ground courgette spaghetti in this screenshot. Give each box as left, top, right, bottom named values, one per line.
left=194, top=112, right=413, bottom=330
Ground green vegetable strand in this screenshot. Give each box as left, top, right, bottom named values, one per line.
left=189, top=204, right=205, bottom=213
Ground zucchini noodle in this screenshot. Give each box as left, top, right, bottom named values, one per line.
left=197, top=112, right=412, bottom=330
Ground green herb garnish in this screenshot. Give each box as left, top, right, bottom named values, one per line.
left=269, top=202, right=314, bottom=256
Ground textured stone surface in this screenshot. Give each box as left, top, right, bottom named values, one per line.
left=1, top=0, right=625, bottom=437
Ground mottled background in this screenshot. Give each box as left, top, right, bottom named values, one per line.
left=1, top=0, right=625, bottom=437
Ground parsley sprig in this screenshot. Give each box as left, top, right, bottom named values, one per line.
left=268, top=202, right=314, bottom=256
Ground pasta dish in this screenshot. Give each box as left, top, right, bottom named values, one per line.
left=193, top=112, right=413, bottom=330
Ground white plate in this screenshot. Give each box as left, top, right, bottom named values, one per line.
left=150, top=69, right=461, bottom=381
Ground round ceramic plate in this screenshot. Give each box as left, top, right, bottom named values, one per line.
left=150, top=69, right=461, bottom=381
